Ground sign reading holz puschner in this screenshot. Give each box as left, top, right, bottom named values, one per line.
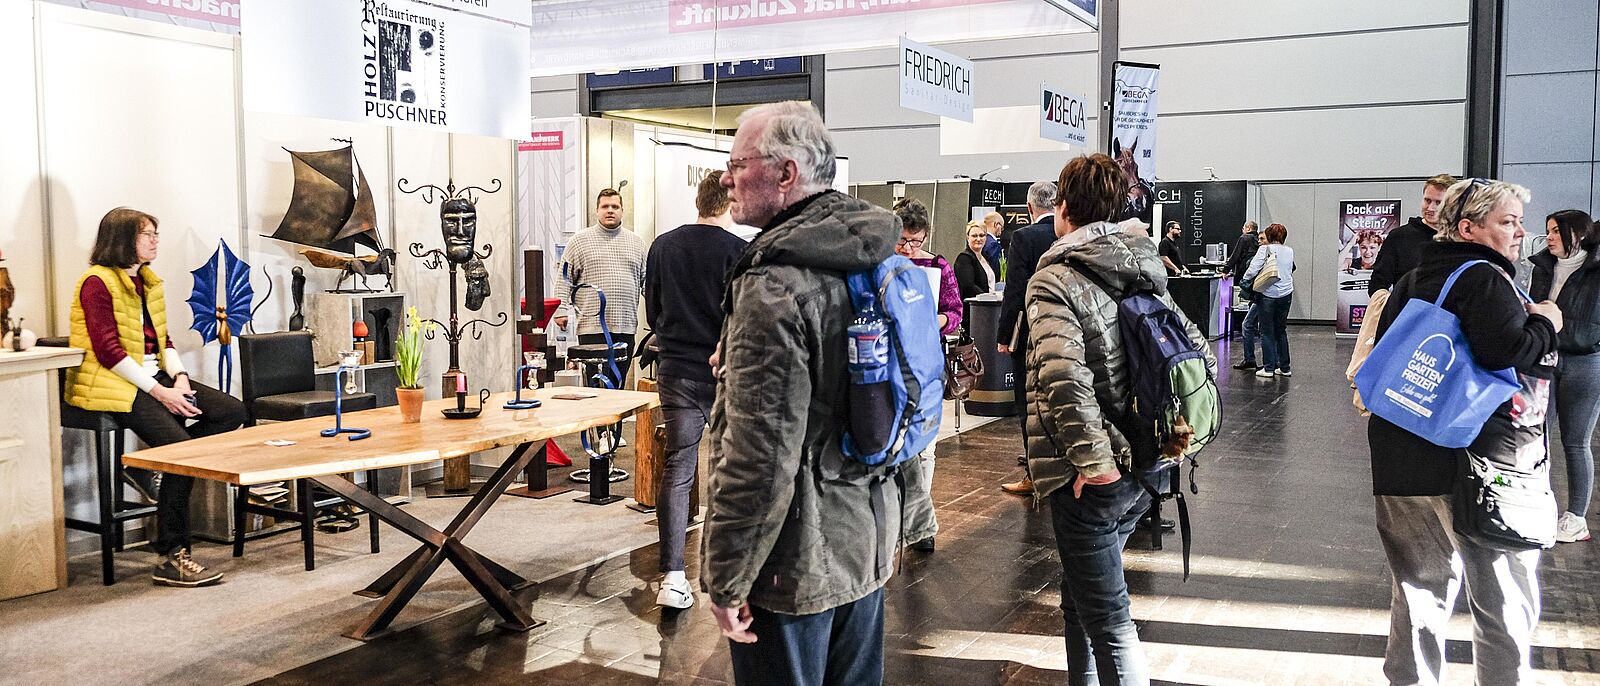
left=899, top=37, right=974, bottom=123
left=1040, top=83, right=1088, bottom=146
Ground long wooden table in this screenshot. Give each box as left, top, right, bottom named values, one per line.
left=124, top=387, right=658, bottom=640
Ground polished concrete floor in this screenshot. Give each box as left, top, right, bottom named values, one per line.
left=258, top=329, right=1600, bottom=685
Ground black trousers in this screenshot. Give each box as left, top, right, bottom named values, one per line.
left=1012, top=348, right=1030, bottom=476
left=106, top=372, right=247, bottom=555
left=577, top=332, right=635, bottom=390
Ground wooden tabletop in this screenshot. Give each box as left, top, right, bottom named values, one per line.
left=123, top=388, right=659, bottom=485
left=0, top=346, right=84, bottom=376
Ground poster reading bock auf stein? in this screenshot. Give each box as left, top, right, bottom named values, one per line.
left=1336, top=198, right=1402, bottom=336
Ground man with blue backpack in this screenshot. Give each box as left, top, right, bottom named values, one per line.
left=704, top=101, right=943, bottom=685
left=1026, top=154, right=1216, bottom=685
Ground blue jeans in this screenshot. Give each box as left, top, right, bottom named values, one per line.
left=1048, top=475, right=1153, bottom=686
left=1240, top=302, right=1261, bottom=364
left=656, top=374, right=714, bottom=571
left=728, top=588, right=885, bottom=686
left=1257, top=293, right=1292, bottom=372
left=1552, top=353, right=1600, bottom=517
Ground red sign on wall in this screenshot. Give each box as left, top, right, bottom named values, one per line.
left=517, top=131, right=565, bottom=152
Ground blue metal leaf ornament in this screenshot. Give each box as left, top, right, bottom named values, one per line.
left=186, top=239, right=254, bottom=393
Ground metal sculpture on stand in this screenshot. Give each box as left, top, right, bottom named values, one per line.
left=267, top=141, right=394, bottom=293
left=400, top=177, right=508, bottom=497
left=186, top=240, right=254, bottom=394
left=320, top=351, right=372, bottom=441
left=289, top=267, right=307, bottom=331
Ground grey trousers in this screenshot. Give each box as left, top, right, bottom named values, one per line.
left=657, top=374, right=715, bottom=573
left=1375, top=494, right=1542, bottom=686
left=901, top=450, right=938, bottom=545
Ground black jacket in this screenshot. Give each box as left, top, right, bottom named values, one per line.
left=953, top=249, right=990, bottom=301
left=644, top=224, right=748, bottom=383
left=1222, top=231, right=1258, bottom=276
left=1367, top=217, right=1435, bottom=295
left=997, top=215, right=1055, bottom=350
left=1529, top=247, right=1600, bottom=356
left=1367, top=242, right=1558, bottom=496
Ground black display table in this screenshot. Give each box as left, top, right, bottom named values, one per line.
left=1168, top=274, right=1230, bottom=340
left=963, top=294, right=1015, bottom=416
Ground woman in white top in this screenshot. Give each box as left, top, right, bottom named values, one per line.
left=1242, top=222, right=1296, bottom=377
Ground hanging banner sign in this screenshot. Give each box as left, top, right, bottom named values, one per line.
left=528, top=0, right=1092, bottom=78
left=899, top=37, right=974, bottom=123
left=75, top=0, right=241, bottom=27
left=242, top=0, right=531, bottom=140
left=1110, top=62, right=1159, bottom=225
left=1336, top=198, right=1402, bottom=336
left=1039, top=83, right=1089, bottom=146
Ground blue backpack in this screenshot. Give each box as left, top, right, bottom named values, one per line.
left=840, top=255, right=945, bottom=468
left=1355, top=260, right=1526, bottom=448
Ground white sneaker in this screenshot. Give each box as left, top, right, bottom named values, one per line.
left=1277, top=369, right=1293, bottom=377
left=1255, top=369, right=1276, bottom=379
left=1556, top=512, right=1591, bottom=543
left=656, top=576, right=694, bottom=609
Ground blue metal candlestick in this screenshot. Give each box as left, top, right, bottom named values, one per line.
left=321, top=352, right=372, bottom=441
left=504, top=363, right=542, bottom=409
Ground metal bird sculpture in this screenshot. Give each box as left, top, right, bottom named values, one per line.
left=187, top=239, right=254, bottom=393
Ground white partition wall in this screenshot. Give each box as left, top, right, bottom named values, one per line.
left=0, top=1, right=49, bottom=332
left=35, top=5, right=242, bottom=382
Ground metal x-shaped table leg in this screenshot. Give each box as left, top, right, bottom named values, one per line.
left=310, top=441, right=545, bottom=641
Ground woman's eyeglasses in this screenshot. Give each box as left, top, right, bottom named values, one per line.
left=1451, top=177, right=1492, bottom=224
left=897, top=237, right=924, bottom=249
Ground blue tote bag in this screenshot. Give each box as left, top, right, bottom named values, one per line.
left=1354, top=260, right=1524, bottom=448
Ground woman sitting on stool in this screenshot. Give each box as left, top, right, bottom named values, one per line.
left=67, top=208, right=247, bottom=587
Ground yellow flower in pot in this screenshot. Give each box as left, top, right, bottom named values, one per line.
left=394, top=306, right=434, bottom=423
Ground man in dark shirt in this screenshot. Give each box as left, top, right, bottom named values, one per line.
left=1159, top=221, right=1188, bottom=276
left=1367, top=174, right=1457, bottom=295
left=996, top=180, right=1057, bottom=495
left=643, top=170, right=747, bottom=610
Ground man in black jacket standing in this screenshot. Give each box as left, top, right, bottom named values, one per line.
left=996, top=180, right=1057, bottom=495
left=1221, top=220, right=1259, bottom=277
left=643, top=170, right=746, bottom=611
left=1367, top=174, right=1457, bottom=294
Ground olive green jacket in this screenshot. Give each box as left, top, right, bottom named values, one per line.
left=702, top=191, right=907, bottom=615
left=1023, top=225, right=1213, bottom=500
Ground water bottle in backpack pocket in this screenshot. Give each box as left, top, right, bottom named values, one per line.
left=840, top=255, right=945, bottom=468
left=846, top=302, right=895, bottom=456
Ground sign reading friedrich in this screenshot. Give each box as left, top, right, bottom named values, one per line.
left=363, top=0, right=448, bottom=127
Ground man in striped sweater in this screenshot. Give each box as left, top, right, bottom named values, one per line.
left=555, top=188, right=647, bottom=389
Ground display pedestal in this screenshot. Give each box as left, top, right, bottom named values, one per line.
left=0, top=347, right=84, bottom=601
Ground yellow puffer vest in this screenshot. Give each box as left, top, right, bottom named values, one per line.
left=67, top=265, right=170, bottom=412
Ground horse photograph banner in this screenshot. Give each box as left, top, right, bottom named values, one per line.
left=1110, top=61, right=1159, bottom=225
left=1336, top=198, right=1402, bottom=336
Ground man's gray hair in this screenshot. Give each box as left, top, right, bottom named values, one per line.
left=1027, top=181, right=1057, bottom=211
left=1434, top=178, right=1532, bottom=243
left=1244, top=220, right=1258, bottom=231
left=736, top=101, right=836, bottom=194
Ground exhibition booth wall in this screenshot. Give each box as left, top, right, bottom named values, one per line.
left=529, top=0, right=1471, bottom=185
left=2, top=3, right=521, bottom=523
left=1498, top=0, right=1600, bottom=230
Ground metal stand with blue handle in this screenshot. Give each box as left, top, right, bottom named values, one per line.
left=504, top=363, right=542, bottom=410
left=321, top=355, right=372, bottom=441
